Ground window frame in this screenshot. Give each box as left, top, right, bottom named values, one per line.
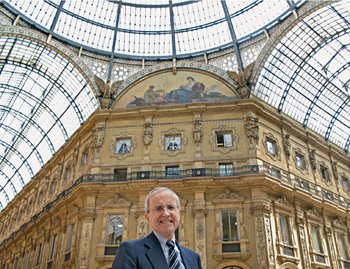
left=306, top=208, right=329, bottom=266
left=106, top=214, right=124, bottom=245
left=166, top=166, right=180, bottom=179
left=159, top=128, right=187, bottom=157
left=209, top=125, right=238, bottom=154
left=35, top=242, right=43, bottom=267
left=110, top=132, right=136, bottom=160
left=221, top=210, right=239, bottom=242
left=219, top=163, right=234, bottom=176
left=212, top=189, right=249, bottom=261
left=262, top=133, right=281, bottom=161
left=273, top=196, right=299, bottom=263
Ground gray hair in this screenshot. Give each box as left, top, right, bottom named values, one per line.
left=145, top=187, right=180, bottom=213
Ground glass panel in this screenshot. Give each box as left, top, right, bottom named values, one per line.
left=311, top=225, right=322, bottom=253
left=296, top=154, right=305, bottom=169
left=219, top=163, right=233, bottom=176
left=107, top=215, right=124, bottom=245
left=217, top=133, right=232, bottom=147
left=221, top=210, right=239, bottom=241
left=266, top=139, right=276, bottom=155
left=116, top=139, right=131, bottom=153
left=49, top=234, right=57, bottom=260
left=66, top=223, right=76, bottom=251
left=337, top=233, right=349, bottom=260
left=165, top=136, right=181, bottom=150
left=343, top=177, right=350, bottom=191
left=280, top=215, right=291, bottom=245
left=35, top=243, right=42, bottom=266
left=166, top=166, right=180, bottom=178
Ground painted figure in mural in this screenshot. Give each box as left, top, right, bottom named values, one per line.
left=112, top=187, right=202, bottom=269
left=165, top=76, right=206, bottom=103
left=144, top=85, right=157, bottom=104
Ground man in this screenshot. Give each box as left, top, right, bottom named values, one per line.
left=112, top=187, right=202, bottom=268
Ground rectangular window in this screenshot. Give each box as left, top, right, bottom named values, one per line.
left=23, top=251, right=30, bottom=269
left=49, top=234, right=57, bottom=260
left=165, top=136, right=181, bottom=150
left=82, top=151, right=88, bottom=164
left=216, top=133, right=232, bottom=147
left=65, top=167, right=71, bottom=180
left=342, top=177, right=350, bottom=191
left=280, top=215, right=292, bottom=245
left=296, top=153, right=305, bottom=169
left=107, top=215, right=124, bottom=245
left=221, top=210, right=239, bottom=241
left=66, top=223, right=76, bottom=251
left=266, top=138, right=276, bottom=155
left=35, top=243, right=42, bottom=267
left=311, top=225, right=323, bottom=253
left=114, top=168, right=127, bottom=180
left=320, top=166, right=329, bottom=181
left=219, top=163, right=233, bottom=176
left=13, top=258, right=18, bottom=269
left=116, top=139, right=131, bottom=153
left=337, top=233, right=349, bottom=260
left=166, top=166, right=180, bottom=179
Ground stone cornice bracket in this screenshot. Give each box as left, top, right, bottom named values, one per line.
left=250, top=203, right=271, bottom=214
left=192, top=205, right=207, bottom=216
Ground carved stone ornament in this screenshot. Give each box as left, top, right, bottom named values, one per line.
left=101, top=194, right=132, bottom=208
left=283, top=134, right=291, bottom=158
left=309, top=149, right=317, bottom=171
left=143, top=120, right=153, bottom=146
left=275, top=196, right=289, bottom=206
left=226, top=61, right=254, bottom=99
left=193, top=119, right=203, bottom=144
left=212, top=189, right=244, bottom=204
left=331, top=160, right=338, bottom=181
left=244, top=116, right=259, bottom=144
left=306, top=208, right=319, bottom=217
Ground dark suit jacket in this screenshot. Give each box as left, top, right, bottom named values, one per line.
left=112, top=232, right=202, bottom=269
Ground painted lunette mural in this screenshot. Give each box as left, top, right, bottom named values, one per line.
left=114, top=71, right=238, bottom=108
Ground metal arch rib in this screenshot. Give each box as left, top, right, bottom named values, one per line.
left=0, top=105, right=56, bottom=155
left=0, top=139, right=33, bottom=184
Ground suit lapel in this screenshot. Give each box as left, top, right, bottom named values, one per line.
left=177, top=242, right=195, bottom=269
left=144, top=232, right=168, bottom=268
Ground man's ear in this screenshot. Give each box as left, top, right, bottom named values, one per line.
left=145, top=212, right=150, bottom=222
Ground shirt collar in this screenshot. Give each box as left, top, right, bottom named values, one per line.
left=153, top=231, right=175, bottom=246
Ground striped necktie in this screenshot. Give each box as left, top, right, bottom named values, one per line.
left=166, top=240, right=180, bottom=269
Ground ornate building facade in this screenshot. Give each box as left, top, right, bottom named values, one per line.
left=1, top=1, right=350, bottom=269
left=0, top=63, right=350, bottom=269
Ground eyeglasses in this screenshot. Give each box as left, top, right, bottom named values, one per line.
left=151, top=205, right=179, bottom=213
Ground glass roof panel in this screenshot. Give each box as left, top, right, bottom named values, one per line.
left=253, top=1, right=350, bottom=152
left=4, top=0, right=304, bottom=59
left=226, top=0, right=291, bottom=39
left=0, top=35, right=98, bottom=210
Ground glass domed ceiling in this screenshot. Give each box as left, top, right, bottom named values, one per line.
left=3, top=0, right=304, bottom=59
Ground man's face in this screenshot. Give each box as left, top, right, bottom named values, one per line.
left=145, top=190, right=181, bottom=240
